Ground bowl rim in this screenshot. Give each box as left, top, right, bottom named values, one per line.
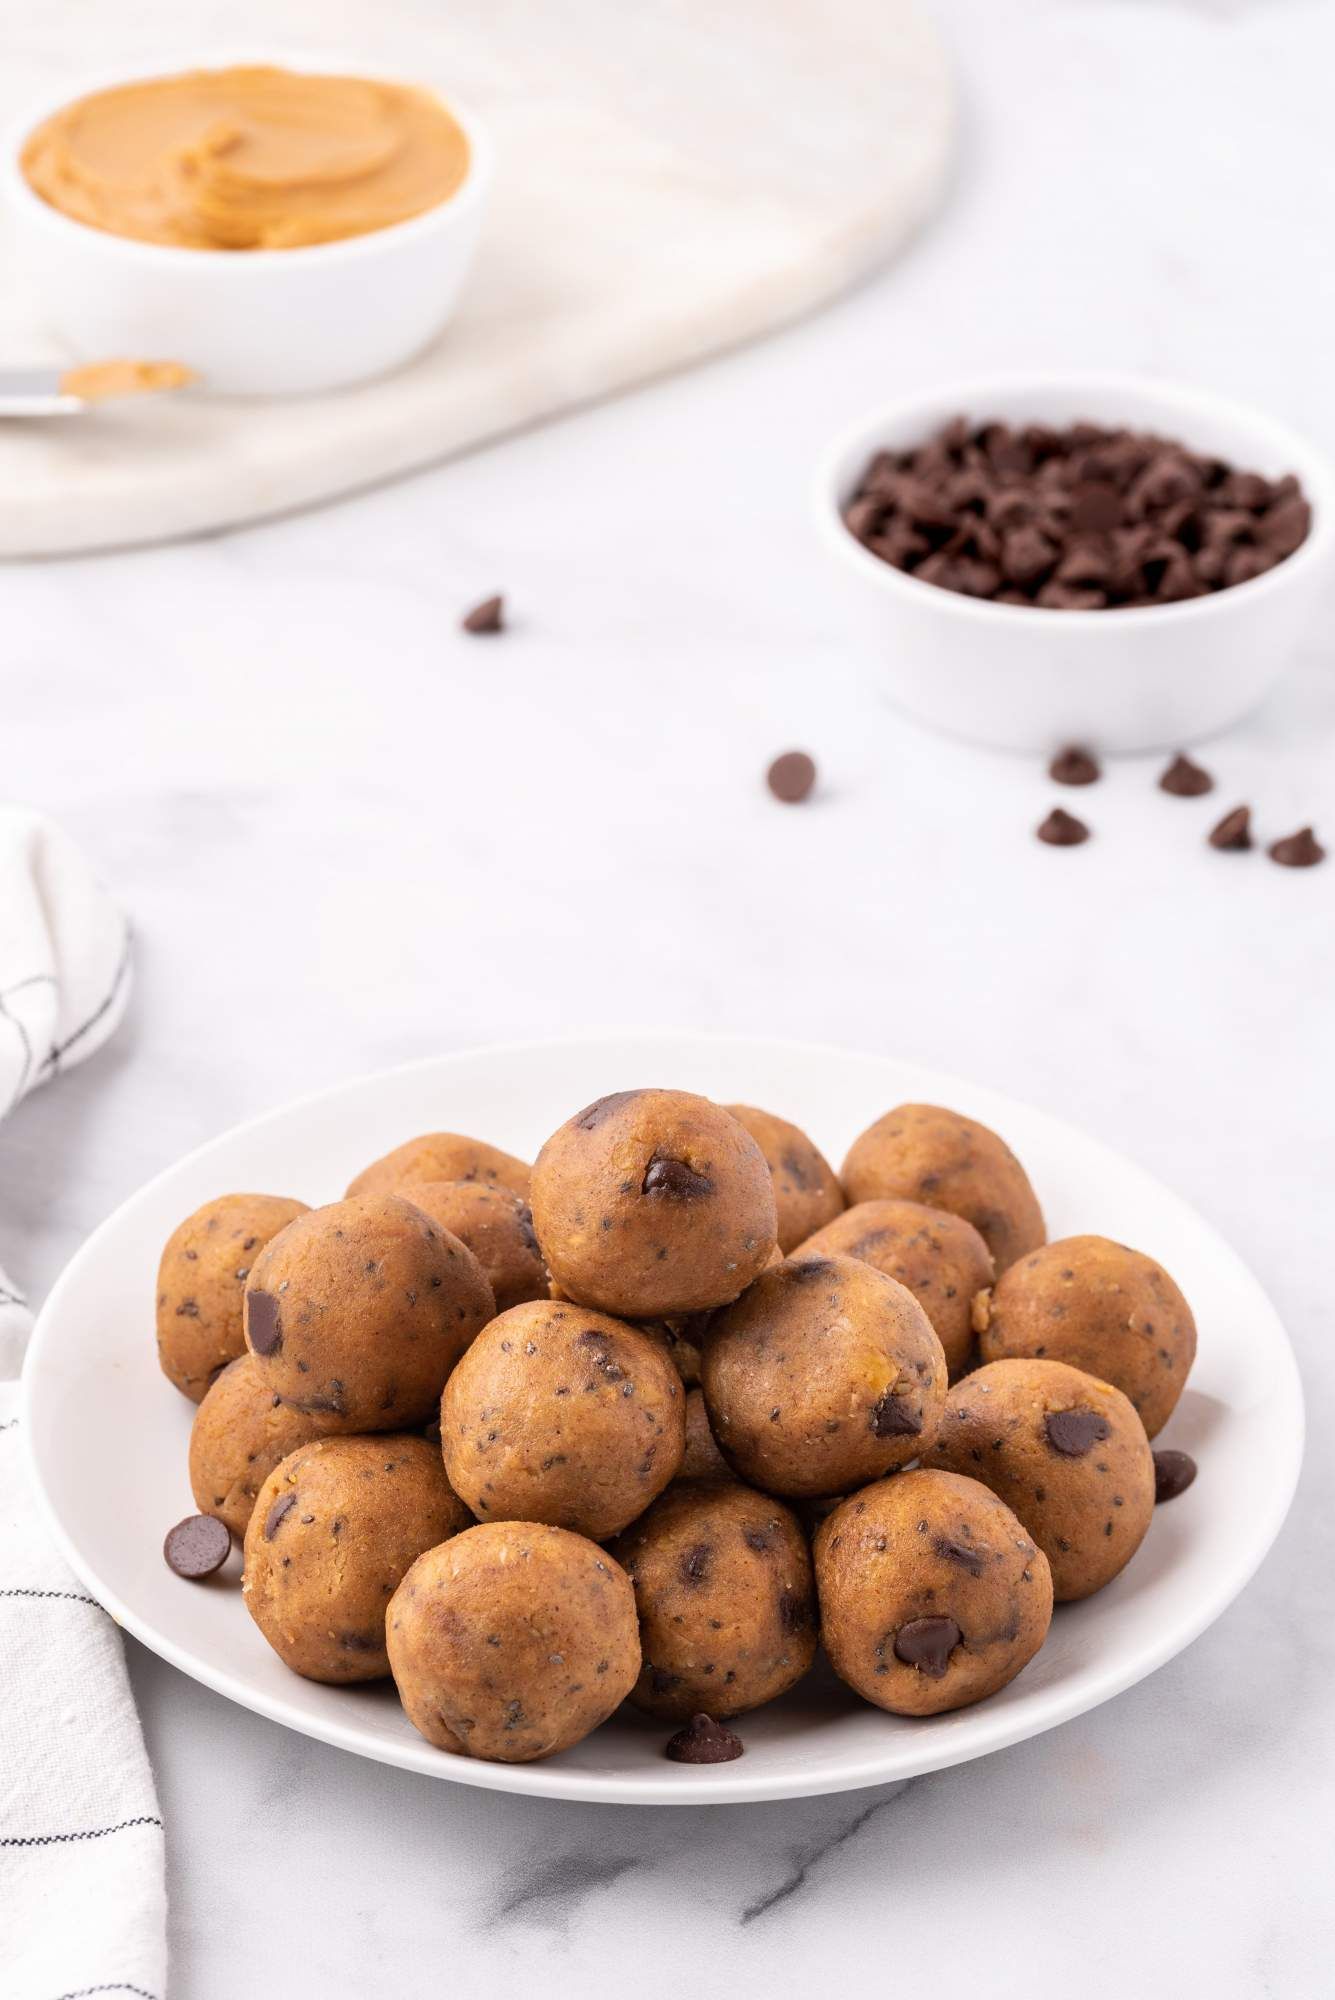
left=2, top=47, right=493, bottom=269
left=815, top=369, right=1335, bottom=630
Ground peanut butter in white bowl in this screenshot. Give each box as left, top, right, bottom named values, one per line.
left=5, top=56, right=492, bottom=395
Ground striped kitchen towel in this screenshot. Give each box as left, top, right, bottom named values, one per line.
left=0, top=807, right=165, bottom=2000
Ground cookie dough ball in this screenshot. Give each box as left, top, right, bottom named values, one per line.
left=795, top=1200, right=993, bottom=1380
left=815, top=1468, right=1052, bottom=1715
left=442, top=1299, right=685, bottom=1538
left=679, top=1388, right=735, bottom=1483
left=530, top=1090, right=777, bottom=1318
left=610, top=1481, right=816, bottom=1719
left=925, top=1359, right=1155, bottom=1600
left=243, top=1435, right=471, bottom=1682
left=347, top=1132, right=530, bottom=1202
left=388, top=1522, right=640, bottom=1761
left=244, top=1195, right=494, bottom=1428
left=725, top=1105, right=844, bottom=1253
left=188, top=1355, right=349, bottom=1537
left=157, top=1193, right=309, bottom=1400
left=398, top=1180, right=547, bottom=1314
left=977, top=1235, right=1196, bottom=1438
left=841, top=1103, right=1045, bottom=1274
left=701, top=1255, right=947, bottom=1499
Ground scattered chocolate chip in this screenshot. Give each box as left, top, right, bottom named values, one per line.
left=163, top=1513, right=231, bottom=1579
left=680, top=1543, right=713, bottom=1586
left=1159, top=753, right=1213, bottom=797
left=1044, top=1408, right=1112, bottom=1457
left=893, top=1615, right=962, bottom=1677
left=461, top=594, right=504, bottom=634
left=1037, top=807, right=1090, bottom=847
left=766, top=750, right=816, bottom=804
left=264, top=1492, right=297, bottom=1540
left=1209, top=805, right=1253, bottom=851
left=246, top=1289, right=282, bottom=1356
left=1268, top=826, right=1325, bottom=869
left=934, top=1535, right=986, bottom=1576
left=642, top=1155, right=713, bottom=1200
left=1153, top=1449, right=1198, bottom=1503
left=1048, top=746, right=1101, bottom=787
left=870, top=1388, right=921, bottom=1438
left=664, top=1713, right=744, bottom=1763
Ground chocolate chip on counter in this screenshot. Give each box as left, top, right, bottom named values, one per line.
left=1159, top=753, right=1213, bottom=797
left=164, top=1513, right=231, bottom=1579
left=461, top=594, right=504, bottom=634
left=1048, top=746, right=1101, bottom=787
left=1208, top=806, right=1253, bottom=852
left=664, top=1713, right=744, bottom=1763
left=766, top=750, right=816, bottom=804
left=1037, top=807, right=1090, bottom=847
left=642, top=1156, right=713, bottom=1200
left=1268, top=826, right=1325, bottom=869
left=1152, top=1449, right=1198, bottom=1503
left=1044, top=1408, right=1112, bottom=1458
left=893, top=1615, right=963, bottom=1678
left=246, top=1289, right=282, bottom=1356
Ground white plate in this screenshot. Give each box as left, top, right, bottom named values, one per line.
left=23, top=1034, right=1303, bottom=1805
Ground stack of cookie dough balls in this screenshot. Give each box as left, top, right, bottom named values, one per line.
left=155, top=1091, right=1199, bottom=1765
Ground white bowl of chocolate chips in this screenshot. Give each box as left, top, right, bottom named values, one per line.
left=817, top=372, right=1334, bottom=754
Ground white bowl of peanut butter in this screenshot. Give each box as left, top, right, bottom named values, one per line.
left=5, top=58, right=492, bottom=395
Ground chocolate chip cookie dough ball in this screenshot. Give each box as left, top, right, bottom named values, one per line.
left=976, top=1236, right=1196, bottom=1438
left=387, top=1522, right=640, bottom=1761
left=815, top=1468, right=1052, bottom=1715
left=530, top=1090, right=777, bottom=1318
left=441, top=1299, right=685, bottom=1538
left=841, top=1104, right=1045, bottom=1274
left=243, top=1195, right=494, bottom=1428
left=610, top=1481, right=816, bottom=1719
left=347, top=1132, right=530, bottom=1202
left=243, top=1435, right=471, bottom=1683
left=188, top=1355, right=349, bottom=1538
left=925, top=1359, right=1155, bottom=1600
left=725, top=1105, right=844, bottom=1254
left=795, top=1200, right=993, bottom=1380
left=679, top=1388, right=735, bottom=1483
left=701, top=1255, right=947, bottom=1499
left=399, top=1180, right=547, bottom=1314
left=157, top=1193, right=310, bottom=1400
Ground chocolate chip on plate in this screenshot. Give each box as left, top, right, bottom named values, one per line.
left=893, top=1615, right=962, bottom=1678
left=665, top=1713, right=744, bottom=1763
left=164, top=1513, right=231, bottom=1579
left=1037, top=807, right=1090, bottom=847
left=461, top=594, right=505, bottom=634
left=766, top=750, right=816, bottom=804
left=1048, top=746, right=1101, bottom=787
left=1152, top=1449, right=1198, bottom=1503
left=1159, top=753, right=1213, bottom=797
left=1044, top=1408, right=1111, bottom=1457
left=1268, top=826, right=1325, bottom=868
left=1208, top=805, right=1253, bottom=851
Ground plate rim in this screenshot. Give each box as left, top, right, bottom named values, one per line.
left=21, top=1030, right=1306, bottom=1805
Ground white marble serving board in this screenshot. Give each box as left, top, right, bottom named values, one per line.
left=0, top=0, right=953, bottom=556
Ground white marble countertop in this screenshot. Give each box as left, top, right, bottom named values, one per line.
left=4, top=1, right=1334, bottom=1993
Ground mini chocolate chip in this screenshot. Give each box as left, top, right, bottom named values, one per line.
left=934, top=1536, right=986, bottom=1576
left=1044, top=1408, right=1112, bottom=1457
left=246, top=1289, right=282, bottom=1356
left=870, top=1389, right=921, bottom=1438
left=461, top=594, right=504, bottom=634
left=893, top=1615, right=962, bottom=1677
left=664, top=1713, right=744, bottom=1764
left=1037, top=807, right=1090, bottom=847
left=163, top=1513, right=231, bottom=1579
left=1070, top=482, right=1122, bottom=535
left=680, top=1543, right=712, bottom=1585
left=1159, top=753, right=1213, bottom=797
left=1048, top=746, right=1101, bottom=786
left=264, top=1492, right=297, bottom=1540
left=766, top=751, right=816, bottom=804
left=642, top=1156, right=713, bottom=1200
left=1268, top=826, right=1325, bottom=869
left=1153, top=1448, right=1198, bottom=1502
left=1209, top=805, right=1253, bottom=851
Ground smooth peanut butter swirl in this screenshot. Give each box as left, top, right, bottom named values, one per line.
left=21, top=65, right=471, bottom=250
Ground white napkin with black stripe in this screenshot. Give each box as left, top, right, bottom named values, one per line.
left=0, top=807, right=165, bottom=2000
